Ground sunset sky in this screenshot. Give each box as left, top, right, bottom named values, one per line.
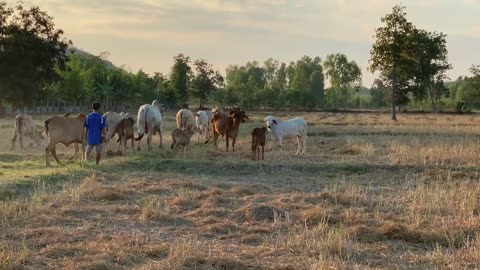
left=23, top=0, right=480, bottom=86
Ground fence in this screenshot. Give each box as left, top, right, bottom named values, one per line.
left=2, top=100, right=177, bottom=115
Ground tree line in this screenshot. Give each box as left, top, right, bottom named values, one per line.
left=2, top=2, right=480, bottom=114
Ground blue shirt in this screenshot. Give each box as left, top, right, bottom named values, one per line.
left=84, top=112, right=106, bottom=145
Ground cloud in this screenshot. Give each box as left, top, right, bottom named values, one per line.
left=16, top=0, right=480, bottom=86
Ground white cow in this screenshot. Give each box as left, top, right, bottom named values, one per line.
left=135, top=100, right=163, bottom=151
left=11, top=114, right=45, bottom=151
left=175, top=109, right=195, bottom=130
left=195, top=110, right=214, bottom=140
left=264, top=115, right=307, bottom=155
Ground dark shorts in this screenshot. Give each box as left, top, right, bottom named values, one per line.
left=86, top=144, right=103, bottom=154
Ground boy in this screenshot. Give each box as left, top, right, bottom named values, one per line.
left=84, top=102, right=107, bottom=165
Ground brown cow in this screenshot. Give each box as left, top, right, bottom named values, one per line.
left=251, top=127, right=267, bottom=161
left=113, top=118, right=135, bottom=156
left=204, top=109, right=248, bottom=152
left=11, top=114, right=45, bottom=151
left=43, top=113, right=87, bottom=167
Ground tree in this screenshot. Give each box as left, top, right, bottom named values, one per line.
left=310, top=70, right=325, bottom=106
left=370, top=5, right=415, bottom=120
left=288, top=56, right=324, bottom=108
left=190, top=59, right=223, bottom=108
left=370, top=79, right=389, bottom=107
left=450, top=66, right=480, bottom=109
left=412, top=29, right=451, bottom=114
left=272, top=62, right=287, bottom=92
left=0, top=2, right=71, bottom=108
left=323, top=53, right=361, bottom=108
left=169, top=53, right=192, bottom=105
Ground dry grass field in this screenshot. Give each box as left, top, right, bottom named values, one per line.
left=1, top=111, right=480, bottom=269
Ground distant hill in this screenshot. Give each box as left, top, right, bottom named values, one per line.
left=67, top=47, right=116, bottom=69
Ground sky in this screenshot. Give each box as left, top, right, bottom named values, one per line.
left=21, top=0, right=480, bottom=87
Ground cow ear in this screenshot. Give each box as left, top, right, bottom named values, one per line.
left=273, top=119, right=278, bottom=125
left=229, top=110, right=235, bottom=115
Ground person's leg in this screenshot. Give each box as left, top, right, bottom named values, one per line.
left=85, top=145, right=93, bottom=161
left=95, top=144, right=103, bottom=165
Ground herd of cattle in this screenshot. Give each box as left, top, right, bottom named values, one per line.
left=10, top=100, right=308, bottom=166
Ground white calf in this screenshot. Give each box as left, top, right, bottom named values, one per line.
left=195, top=110, right=214, bottom=140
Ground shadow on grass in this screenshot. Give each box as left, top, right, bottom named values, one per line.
left=0, top=153, right=26, bottom=163
left=1, top=149, right=477, bottom=201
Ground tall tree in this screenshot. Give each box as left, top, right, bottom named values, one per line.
left=412, top=29, right=451, bottom=114
left=310, top=70, right=325, bottom=106
left=0, top=1, right=71, bottom=108
left=169, top=53, right=192, bottom=104
left=323, top=53, right=362, bottom=108
left=370, top=5, right=415, bottom=121
left=190, top=59, right=223, bottom=108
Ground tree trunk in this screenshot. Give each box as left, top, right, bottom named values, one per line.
left=428, top=85, right=438, bottom=115
left=391, top=62, right=398, bottom=121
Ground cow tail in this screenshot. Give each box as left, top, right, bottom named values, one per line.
left=145, top=107, right=149, bottom=134
left=17, top=116, right=22, bottom=136
left=135, top=107, right=148, bottom=141
left=43, top=119, right=50, bottom=136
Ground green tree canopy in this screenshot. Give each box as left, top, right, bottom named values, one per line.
left=323, top=53, right=362, bottom=108
left=190, top=59, right=224, bottom=108
left=169, top=53, right=192, bottom=104
left=0, top=1, right=71, bottom=107
left=370, top=4, right=416, bottom=120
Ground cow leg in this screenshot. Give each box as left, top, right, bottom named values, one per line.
left=104, top=141, right=108, bottom=156
left=50, top=146, right=62, bottom=165
left=251, top=143, right=256, bottom=161
left=27, top=133, right=36, bottom=147
left=147, top=132, right=152, bottom=151
left=116, top=139, right=122, bottom=154
left=213, top=132, right=219, bottom=150
left=19, top=135, right=24, bottom=151
left=45, top=143, right=52, bottom=167
left=11, top=133, right=17, bottom=151
left=81, top=142, right=87, bottom=161
left=261, top=145, right=264, bottom=160
left=131, top=138, right=135, bottom=154
left=301, top=135, right=306, bottom=155
left=122, top=136, right=127, bottom=156
left=295, top=136, right=302, bottom=155
left=232, top=138, right=236, bottom=152
left=158, top=128, right=163, bottom=148
left=277, top=138, right=283, bottom=156
left=225, top=136, right=229, bottom=152
left=69, top=143, right=80, bottom=160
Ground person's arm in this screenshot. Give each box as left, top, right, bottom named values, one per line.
left=84, top=119, right=89, bottom=143
left=101, top=116, right=107, bottom=143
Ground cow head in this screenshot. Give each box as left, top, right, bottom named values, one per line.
left=34, top=125, right=46, bottom=145
left=152, top=100, right=166, bottom=114
left=264, top=116, right=277, bottom=131
left=229, top=108, right=248, bottom=127
left=186, top=127, right=195, bottom=137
